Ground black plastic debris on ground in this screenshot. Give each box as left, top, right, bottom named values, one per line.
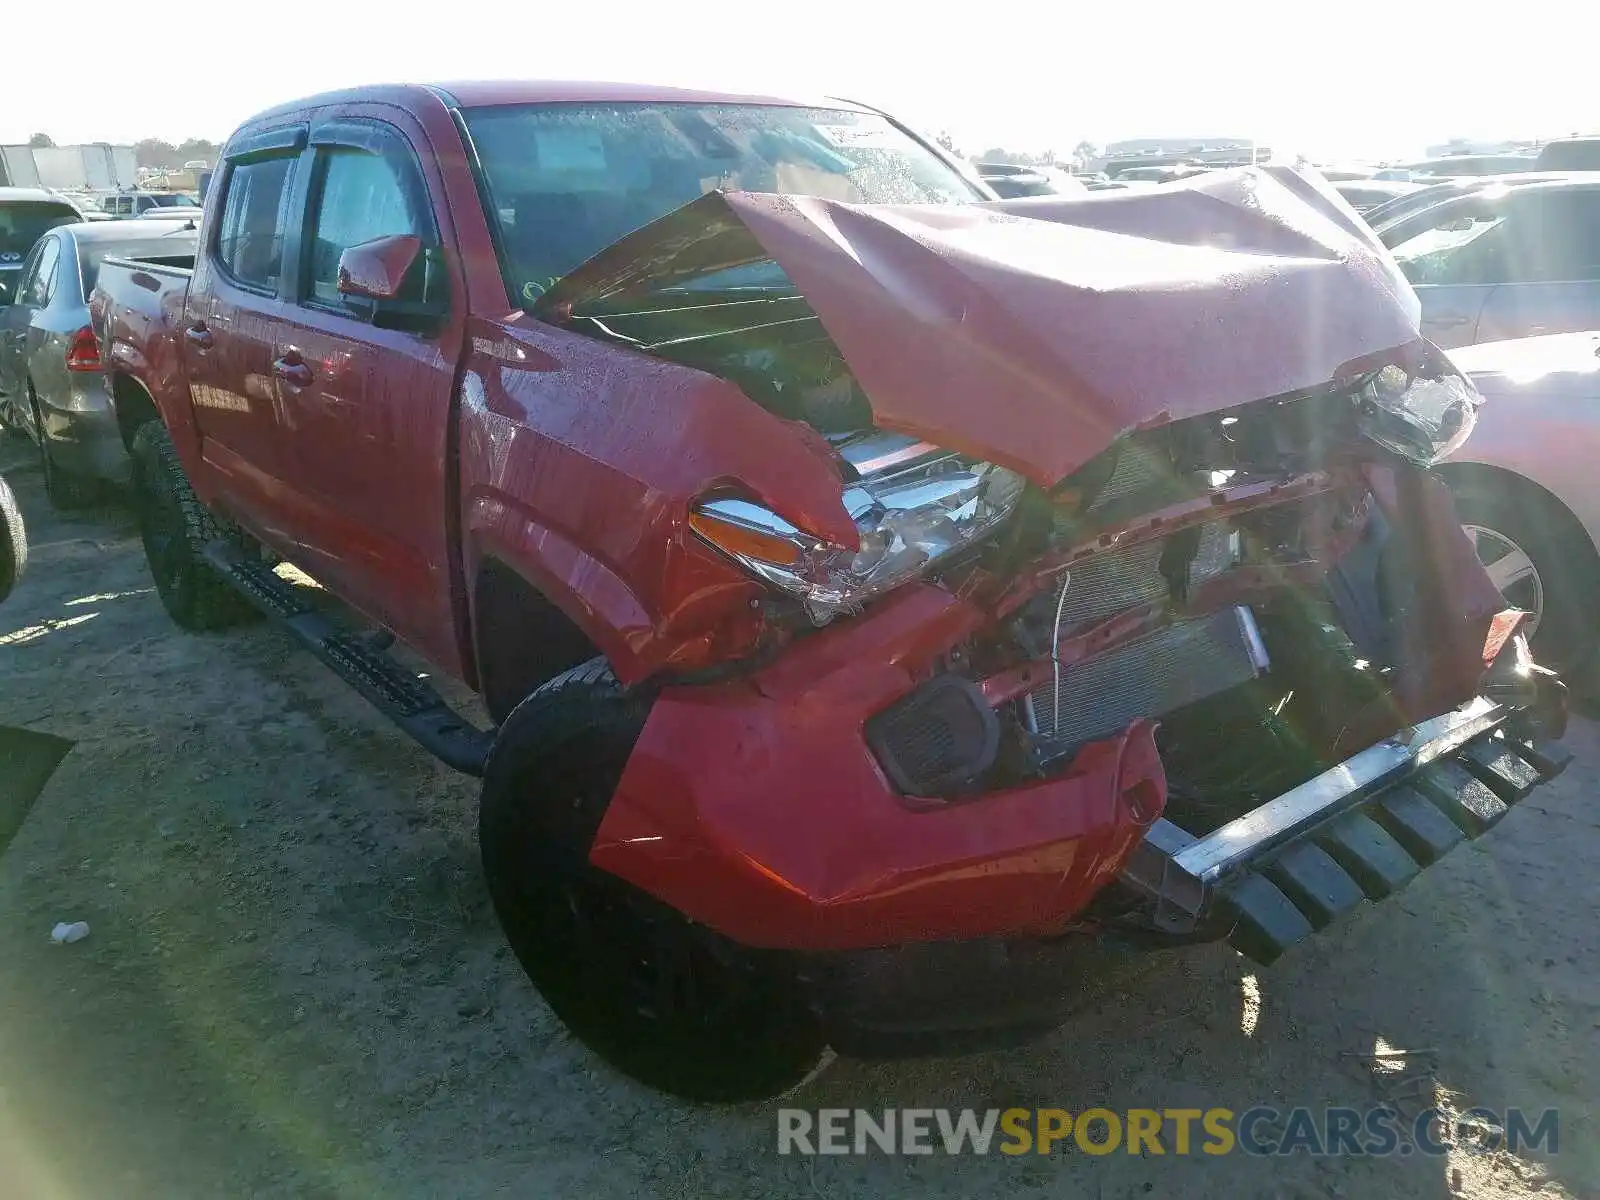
left=0, top=726, right=73, bottom=858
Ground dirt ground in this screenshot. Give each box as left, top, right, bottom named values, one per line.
left=0, top=435, right=1595, bottom=1200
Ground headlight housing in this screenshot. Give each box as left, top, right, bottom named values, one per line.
left=1354, top=364, right=1481, bottom=466
left=690, top=460, right=1026, bottom=623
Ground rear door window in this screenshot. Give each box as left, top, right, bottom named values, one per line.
left=214, top=155, right=300, bottom=293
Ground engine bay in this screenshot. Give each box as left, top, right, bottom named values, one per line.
left=853, top=401, right=1426, bottom=845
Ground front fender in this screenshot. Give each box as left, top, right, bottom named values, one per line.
left=456, top=320, right=855, bottom=685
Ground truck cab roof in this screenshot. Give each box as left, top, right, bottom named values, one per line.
left=235, top=79, right=870, bottom=132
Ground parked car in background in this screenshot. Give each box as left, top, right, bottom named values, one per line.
left=1333, top=179, right=1419, bottom=214
left=1377, top=177, right=1600, bottom=347
left=0, top=219, right=198, bottom=505
left=1314, top=165, right=1379, bottom=182
left=1398, top=154, right=1537, bottom=179
left=100, top=191, right=201, bottom=219
left=1111, top=162, right=1217, bottom=184
left=1081, top=177, right=1159, bottom=192
left=0, top=187, right=82, bottom=305
left=1534, top=138, right=1600, bottom=171
left=1362, top=173, right=1583, bottom=230
left=975, top=162, right=1087, bottom=198
left=1441, top=331, right=1600, bottom=680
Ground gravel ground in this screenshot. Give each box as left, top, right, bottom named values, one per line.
left=0, top=436, right=1595, bottom=1200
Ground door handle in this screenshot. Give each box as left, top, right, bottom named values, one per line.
left=272, top=354, right=313, bottom=388
left=184, top=323, right=214, bottom=349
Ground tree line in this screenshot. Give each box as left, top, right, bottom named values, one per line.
left=24, top=133, right=222, bottom=170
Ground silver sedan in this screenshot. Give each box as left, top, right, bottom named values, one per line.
left=0, top=219, right=196, bottom=506
left=1442, top=331, right=1600, bottom=680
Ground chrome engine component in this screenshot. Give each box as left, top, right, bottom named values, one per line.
left=1025, top=606, right=1270, bottom=756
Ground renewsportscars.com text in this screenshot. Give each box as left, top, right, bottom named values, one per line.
left=777, top=1106, right=1560, bottom=1157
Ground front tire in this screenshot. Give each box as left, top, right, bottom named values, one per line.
left=129, top=422, right=257, bottom=631
left=479, top=658, right=827, bottom=1102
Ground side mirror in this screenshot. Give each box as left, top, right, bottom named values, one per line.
left=335, top=235, right=448, bottom=332
left=0, top=474, right=25, bottom=605
left=336, top=234, right=423, bottom=302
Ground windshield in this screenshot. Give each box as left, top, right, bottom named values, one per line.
left=147, top=193, right=199, bottom=208
left=463, top=102, right=980, bottom=306
left=0, top=201, right=79, bottom=259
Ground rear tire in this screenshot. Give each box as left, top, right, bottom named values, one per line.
left=1451, top=475, right=1600, bottom=676
left=479, top=658, right=828, bottom=1101
left=129, top=422, right=258, bottom=631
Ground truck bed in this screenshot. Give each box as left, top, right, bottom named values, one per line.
left=89, top=255, right=195, bottom=380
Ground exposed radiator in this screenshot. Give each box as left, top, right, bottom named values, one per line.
left=1024, top=606, right=1270, bottom=753
left=1041, top=522, right=1239, bottom=636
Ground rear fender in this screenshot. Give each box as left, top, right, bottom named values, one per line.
left=99, top=284, right=203, bottom=483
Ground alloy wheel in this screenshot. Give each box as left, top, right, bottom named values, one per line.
left=1463, top=522, right=1544, bottom=639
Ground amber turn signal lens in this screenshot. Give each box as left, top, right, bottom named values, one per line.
left=689, top=511, right=804, bottom=566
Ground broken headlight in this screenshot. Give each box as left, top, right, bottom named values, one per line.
left=690, top=461, right=1026, bottom=624
left=1355, top=364, right=1481, bottom=466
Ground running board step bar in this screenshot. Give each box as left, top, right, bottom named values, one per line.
left=1119, top=697, right=1570, bottom=965
left=202, top=542, right=494, bottom=776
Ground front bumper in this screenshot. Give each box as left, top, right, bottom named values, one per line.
left=1119, top=693, right=1571, bottom=964
left=592, top=572, right=1570, bottom=965
left=592, top=584, right=1165, bottom=952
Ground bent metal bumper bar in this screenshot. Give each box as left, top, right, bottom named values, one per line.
left=1120, top=696, right=1572, bottom=963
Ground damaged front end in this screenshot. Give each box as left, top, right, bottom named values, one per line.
left=538, top=171, right=1569, bottom=1009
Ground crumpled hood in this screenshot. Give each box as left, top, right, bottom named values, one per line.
left=537, top=166, right=1424, bottom=486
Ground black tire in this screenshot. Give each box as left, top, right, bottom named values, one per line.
left=1452, top=475, right=1600, bottom=675
left=29, top=384, right=96, bottom=510
left=479, top=658, right=827, bottom=1101
left=0, top=471, right=24, bottom=602
left=129, top=421, right=258, bottom=631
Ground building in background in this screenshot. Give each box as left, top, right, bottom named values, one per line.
left=0, top=143, right=139, bottom=191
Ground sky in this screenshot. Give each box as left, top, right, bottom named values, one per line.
left=8, top=0, right=1599, bottom=162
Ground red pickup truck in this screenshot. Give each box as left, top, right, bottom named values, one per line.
left=93, top=80, right=1571, bottom=1101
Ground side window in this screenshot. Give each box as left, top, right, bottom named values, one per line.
left=303, top=143, right=428, bottom=309
left=1511, top=193, right=1600, bottom=282
left=1389, top=201, right=1506, bottom=286
left=214, top=154, right=300, bottom=292
left=23, top=238, right=60, bottom=306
